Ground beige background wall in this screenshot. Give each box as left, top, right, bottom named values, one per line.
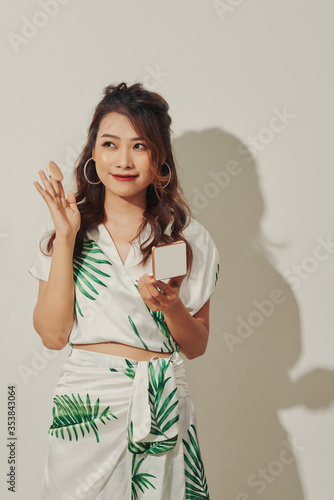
left=1, top=1, right=334, bottom=498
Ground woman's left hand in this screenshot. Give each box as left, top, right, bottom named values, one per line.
left=137, top=273, right=185, bottom=313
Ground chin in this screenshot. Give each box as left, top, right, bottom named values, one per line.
left=106, top=185, right=147, bottom=199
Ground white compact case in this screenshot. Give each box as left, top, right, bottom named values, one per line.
left=152, top=241, right=187, bottom=281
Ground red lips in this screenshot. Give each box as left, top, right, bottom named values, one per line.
left=111, top=174, right=138, bottom=181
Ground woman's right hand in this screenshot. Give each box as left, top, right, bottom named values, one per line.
left=33, top=169, right=81, bottom=239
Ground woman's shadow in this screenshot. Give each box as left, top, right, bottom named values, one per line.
left=174, top=128, right=334, bottom=500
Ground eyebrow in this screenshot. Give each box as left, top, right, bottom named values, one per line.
left=100, top=133, right=145, bottom=141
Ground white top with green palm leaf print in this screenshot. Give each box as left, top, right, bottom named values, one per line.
left=28, top=217, right=220, bottom=352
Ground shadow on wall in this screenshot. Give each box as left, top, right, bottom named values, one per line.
left=174, top=128, right=334, bottom=500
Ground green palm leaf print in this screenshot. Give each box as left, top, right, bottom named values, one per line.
left=128, top=315, right=149, bottom=350
left=131, top=454, right=156, bottom=500
left=148, top=358, right=179, bottom=437
left=110, top=358, right=137, bottom=380
left=127, top=420, right=177, bottom=455
left=183, top=424, right=210, bottom=499
left=215, top=262, right=219, bottom=286
left=48, top=393, right=117, bottom=443
left=72, top=240, right=113, bottom=317
left=149, top=309, right=179, bottom=352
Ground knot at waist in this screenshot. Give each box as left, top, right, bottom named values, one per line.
left=127, top=351, right=182, bottom=455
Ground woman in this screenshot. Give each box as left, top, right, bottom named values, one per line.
left=29, top=82, right=220, bottom=499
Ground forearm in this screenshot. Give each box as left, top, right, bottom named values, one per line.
left=33, top=235, right=76, bottom=349
left=163, top=299, right=209, bottom=359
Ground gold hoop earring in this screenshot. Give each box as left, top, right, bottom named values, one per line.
left=161, top=162, right=172, bottom=189
left=83, top=157, right=101, bottom=185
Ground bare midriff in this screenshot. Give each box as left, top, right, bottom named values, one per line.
left=72, top=341, right=173, bottom=361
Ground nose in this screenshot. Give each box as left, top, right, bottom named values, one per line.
left=116, top=146, right=133, bottom=169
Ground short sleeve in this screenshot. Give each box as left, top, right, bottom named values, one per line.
left=28, top=220, right=54, bottom=282
left=179, top=218, right=220, bottom=316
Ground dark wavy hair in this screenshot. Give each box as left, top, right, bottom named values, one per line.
left=41, top=81, right=194, bottom=274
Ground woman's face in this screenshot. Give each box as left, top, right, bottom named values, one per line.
left=92, top=111, right=155, bottom=202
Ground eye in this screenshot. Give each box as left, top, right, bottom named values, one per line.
left=134, top=143, right=147, bottom=150
left=102, top=141, right=115, bottom=148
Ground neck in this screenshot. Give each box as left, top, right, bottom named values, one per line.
left=103, top=190, right=146, bottom=225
